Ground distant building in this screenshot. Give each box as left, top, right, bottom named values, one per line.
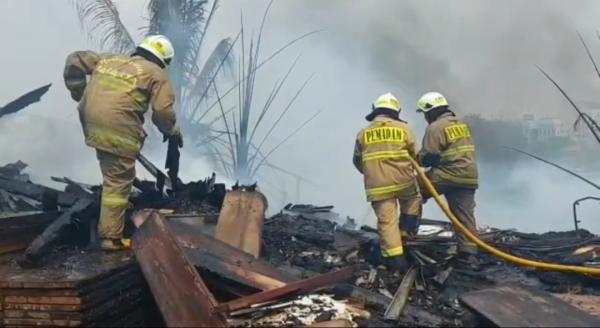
left=520, top=114, right=570, bottom=144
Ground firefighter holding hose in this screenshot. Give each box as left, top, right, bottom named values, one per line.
left=415, top=92, right=479, bottom=255
left=353, top=93, right=422, bottom=271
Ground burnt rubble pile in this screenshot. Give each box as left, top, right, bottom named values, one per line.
left=0, top=160, right=225, bottom=267
left=0, top=160, right=599, bottom=327
left=261, top=205, right=600, bottom=327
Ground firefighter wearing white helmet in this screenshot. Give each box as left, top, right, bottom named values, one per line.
left=353, top=93, right=422, bottom=271
left=63, top=34, right=182, bottom=251
left=138, top=35, right=175, bottom=66
left=416, top=92, right=479, bottom=255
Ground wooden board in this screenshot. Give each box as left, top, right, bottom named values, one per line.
left=555, top=294, right=600, bottom=318
left=133, top=210, right=227, bottom=327
left=460, top=285, right=600, bottom=327
left=0, top=251, right=135, bottom=289
left=215, top=190, right=267, bottom=258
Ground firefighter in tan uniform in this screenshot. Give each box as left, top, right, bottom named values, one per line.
left=415, top=92, right=478, bottom=254
left=63, top=35, right=183, bottom=251
left=353, top=93, right=422, bottom=270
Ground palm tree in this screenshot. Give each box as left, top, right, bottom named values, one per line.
left=74, top=0, right=320, bottom=187
left=193, top=2, right=321, bottom=184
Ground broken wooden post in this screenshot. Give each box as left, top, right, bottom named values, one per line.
left=132, top=210, right=227, bottom=327
left=384, top=266, right=418, bottom=321
left=215, top=189, right=268, bottom=257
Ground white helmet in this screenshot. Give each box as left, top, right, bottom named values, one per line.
left=372, top=92, right=401, bottom=112
left=138, top=35, right=175, bottom=66
left=417, top=92, right=448, bottom=113
left=366, top=92, right=401, bottom=121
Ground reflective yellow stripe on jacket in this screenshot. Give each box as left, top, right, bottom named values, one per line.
left=441, top=145, right=476, bottom=159
left=382, top=245, right=404, bottom=257
left=362, top=150, right=410, bottom=162
left=101, top=192, right=130, bottom=208
left=366, top=181, right=415, bottom=199
left=87, top=125, right=142, bottom=156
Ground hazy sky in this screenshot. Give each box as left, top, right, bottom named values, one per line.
left=0, top=0, right=599, bottom=233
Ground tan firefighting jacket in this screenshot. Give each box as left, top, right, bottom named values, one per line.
left=63, top=51, right=177, bottom=159
left=417, top=112, right=478, bottom=189
left=353, top=116, right=419, bottom=202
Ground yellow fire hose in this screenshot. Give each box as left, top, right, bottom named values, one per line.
left=408, top=157, right=600, bottom=277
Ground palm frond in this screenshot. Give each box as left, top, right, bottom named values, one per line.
left=577, top=31, right=600, bottom=80
left=250, top=110, right=321, bottom=177
left=507, top=147, right=600, bottom=190
left=248, top=55, right=302, bottom=144
left=0, top=84, right=52, bottom=119
left=537, top=65, right=600, bottom=145
left=73, top=0, right=135, bottom=53
left=146, top=0, right=210, bottom=88
left=251, top=73, right=314, bottom=163
left=187, top=36, right=238, bottom=117
left=194, top=29, right=322, bottom=123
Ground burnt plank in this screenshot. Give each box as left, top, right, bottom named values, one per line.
left=3, top=317, right=82, bottom=327
left=4, top=296, right=82, bottom=305
left=0, top=251, right=135, bottom=289
left=4, top=303, right=81, bottom=312
left=4, top=309, right=82, bottom=321
left=184, top=250, right=287, bottom=291
left=132, top=210, right=227, bottom=327
left=1, top=289, right=78, bottom=297
left=20, top=198, right=95, bottom=267
left=460, top=284, right=600, bottom=327
left=214, top=190, right=267, bottom=257
left=171, top=220, right=296, bottom=283
left=215, top=265, right=361, bottom=313
left=0, top=177, right=79, bottom=207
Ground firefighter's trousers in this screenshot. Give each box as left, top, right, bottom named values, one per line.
left=421, top=182, right=477, bottom=244
left=372, top=193, right=422, bottom=258
left=96, top=149, right=135, bottom=240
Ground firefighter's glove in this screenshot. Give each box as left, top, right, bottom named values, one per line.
left=421, top=153, right=441, bottom=168
left=164, top=127, right=184, bottom=148
left=70, top=90, right=83, bottom=102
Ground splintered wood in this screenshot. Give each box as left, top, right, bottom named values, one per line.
left=0, top=251, right=158, bottom=327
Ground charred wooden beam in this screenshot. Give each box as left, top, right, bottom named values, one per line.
left=170, top=220, right=296, bottom=284
left=0, top=211, right=61, bottom=255
left=183, top=251, right=287, bottom=291
left=18, top=199, right=95, bottom=268
left=215, top=265, right=361, bottom=313
left=132, top=210, right=227, bottom=327
left=0, top=177, right=79, bottom=207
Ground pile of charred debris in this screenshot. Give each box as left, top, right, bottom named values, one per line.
left=0, top=160, right=599, bottom=327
